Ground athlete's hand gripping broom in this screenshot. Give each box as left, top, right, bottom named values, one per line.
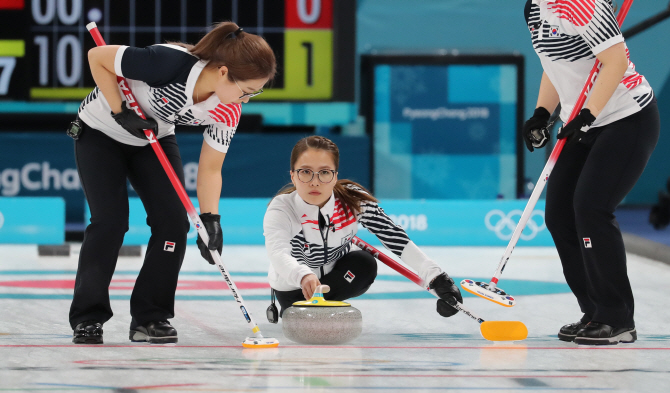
left=352, top=236, right=527, bottom=341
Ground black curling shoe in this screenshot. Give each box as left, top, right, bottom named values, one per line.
left=129, top=320, right=178, bottom=344
left=558, top=321, right=589, bottom=342
left=72, top=321, right=103, bottom=344
left=574, top=322, right=637, bottom=345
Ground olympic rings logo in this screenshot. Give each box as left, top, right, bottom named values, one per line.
left=485, top=209, right=546, bottom=241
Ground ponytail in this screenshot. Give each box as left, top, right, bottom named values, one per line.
left=169, top=21, right=276, bottom=81
left=333, top=180, right=379, bottom=216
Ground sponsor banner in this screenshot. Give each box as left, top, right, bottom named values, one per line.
left=95, top=198, right=552, bottom=247
left=356, top=199, right=552, bottom=246
left=373, top=63, right=520, bottom=200
left=0, top=132, right=369, bottom=224
left=0, top=133, right=81, bottom=223
left=86, top=198, right=269, bottom=246
left=0, top=197, right=65, bottom=244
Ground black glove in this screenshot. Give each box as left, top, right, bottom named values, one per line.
left=430, top=272, right=464, bottom=318
left=557, top=108, right=596, bottom=146
left=523, top=107, right=551, bottom=152
left=197, top=213, right=222, bottom=265
left=111, top=102, right=158, bottom=140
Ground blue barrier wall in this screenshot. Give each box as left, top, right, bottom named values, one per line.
left=3, top=2, right=668, bottom=204
left=0, top=197, right=64, bottom=244
left=0, top=132, right=370, bottom=224
left=95, top=197, right=552, bottom=247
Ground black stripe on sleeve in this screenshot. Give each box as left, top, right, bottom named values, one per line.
left=204, top=124, right=236, bottom=148
left=358, top=202, right=410, bottom=257
left=582, top=0, right=621, bottom=50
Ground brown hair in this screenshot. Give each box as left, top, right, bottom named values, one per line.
left=275, top=136, right=378, bottom=216
left=170, top=21, right=276, bottom=82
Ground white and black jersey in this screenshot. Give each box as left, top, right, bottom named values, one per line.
left=526, top=0, right=654, bottom=128
left=78, top=44, right=240, bottom=153
left=264, top=186, right=443, bottom=291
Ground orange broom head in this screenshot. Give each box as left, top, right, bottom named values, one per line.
left=480, top=321, right=528, bottom=341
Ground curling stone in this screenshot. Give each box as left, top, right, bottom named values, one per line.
left=282, top=285, right=362, bottom=345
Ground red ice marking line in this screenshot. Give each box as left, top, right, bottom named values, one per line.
left=232, top=374, right=588, bottom=378
left=2, top=345, right=670, bottom=350
left=39, top=383, right=205, bottom=390
left=0, top=279, right=269, bottom=290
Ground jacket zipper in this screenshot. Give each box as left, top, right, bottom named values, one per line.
left=318, top=213, right=333, bottom=277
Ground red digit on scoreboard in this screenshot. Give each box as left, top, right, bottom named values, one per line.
left=285, top=0, right=332, bottom=29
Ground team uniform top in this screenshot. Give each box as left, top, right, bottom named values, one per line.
left=78, top=44, right=240, bottom=153
left=526, top=0, right=654, bottom=128
left=264, top=185, right=443, bottom=291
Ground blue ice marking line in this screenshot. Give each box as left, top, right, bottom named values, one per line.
left=0, top=294, right=74, bottom=300
left=459, top=278, right=569, bottom=297
left=361, top=277, right=570, bottom=298
left=356, top=291, right=435, bottom=300
left=376, top=274, right=411, bottom=282
left=34, top=382, right=119, bottom=389
left=0, top=333, right=71, bottom=339
left=0, top=271, right=569, bottom=296
left=0, top=271, right=570, bottom=299
left=0, top=270, right=570, bottom=299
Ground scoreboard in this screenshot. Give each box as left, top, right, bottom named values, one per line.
left=0, top=0, right=354, bottom=102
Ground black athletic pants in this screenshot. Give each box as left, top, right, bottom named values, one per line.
left=69, top=124, right=189, bottom=329
left=545, top=101, right=660, bottom=329
left=274, top=250, right=378, bottom=316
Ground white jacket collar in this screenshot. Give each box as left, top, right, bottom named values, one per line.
left=293, top=190, right=336, bottom=220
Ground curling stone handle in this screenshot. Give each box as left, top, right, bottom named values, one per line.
left=315, top=285, right=330, bottom=294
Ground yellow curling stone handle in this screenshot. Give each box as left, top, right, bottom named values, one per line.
left=292, top=285, right=351, bottom=307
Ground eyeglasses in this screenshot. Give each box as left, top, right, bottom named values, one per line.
left=293, top=169, right=337, bottom=184
left=231, top=75, right=264, bottom=99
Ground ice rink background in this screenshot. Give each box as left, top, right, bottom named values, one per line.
left=2, top=244, right=670, bottom=392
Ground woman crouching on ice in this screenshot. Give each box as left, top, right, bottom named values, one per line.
left=263, top=135, right=462, bottom=318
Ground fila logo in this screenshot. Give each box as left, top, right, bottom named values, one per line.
left=158, top=97, right=169, bottom=107
left=583, top=238, right=592, bottom=248
left=344, top=270, right=355, bottom=283
left=164, top=241, right=176, bottom=252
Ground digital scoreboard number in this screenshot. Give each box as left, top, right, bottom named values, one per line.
left=0, top=0, right=352, bottom=102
